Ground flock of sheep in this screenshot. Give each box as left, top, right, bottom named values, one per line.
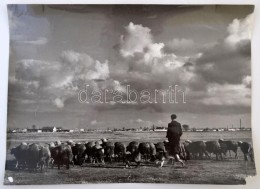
left=10, top=138, right=254, bottom=171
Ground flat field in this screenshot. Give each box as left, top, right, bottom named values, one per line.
left=4, top=131, right=256, bottom=185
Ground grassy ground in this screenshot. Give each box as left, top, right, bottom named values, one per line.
left=4, top=131, right=257, bottom=185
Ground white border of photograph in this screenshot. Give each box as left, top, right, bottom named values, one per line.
left=0, top=0, right=259, bottom=188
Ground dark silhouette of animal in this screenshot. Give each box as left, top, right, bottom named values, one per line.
left=92, top=144, right=105, bottom=164
left=125, top=151, right=142, bottom=168
left=102, top=141, right=114, bottom=162
left=184, top=140, right=208, bottom=159
left=38, top=144, right=51, bottom=171
left=205, top=141, right=223, bottom=160
left=219, top=142, right=228, bottom=158
left=238, top=141, right=254, bottom=162
left=179, top=142, right=189, bottom=161
left=148, top=142, right=157, bottom=161
left=114, top=142, right=126, bottom=162
left=155, top=142, right=166, bottom=153
left=49, top=142, right=59, bottom=168
left=219, top=139, right=238, bottom=158
left=124, top=141, right=141, bottom=167
left=126, top=141, right=139, bottom=154
left=164, top=140, right=187, bottom=164
left=72, top=143, right=86, bottom=165
left=27, top=143, right=41, bottom=171
left=51, top=144, right=73, bottom=169
left=138, top=142, right=151, bottom=161
left=85, top=141, right=95, bottom=163
left=10, top=142, right=29, bottom=169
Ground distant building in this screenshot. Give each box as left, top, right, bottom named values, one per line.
left=27, top=128, right=40, bottom=133
left=73, top=128, right=80, bottom=132
left=10, top=128, right=27, bottom=133
left=57, top=129, right=70, bottom=132
left=21, top=129, right=27, bottom=133
left=42, top=126, right=57, bottom=132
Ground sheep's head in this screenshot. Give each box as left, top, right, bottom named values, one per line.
left=55, top=140, right=61, bottom=146
left=237, top=141, right=243, bottom=146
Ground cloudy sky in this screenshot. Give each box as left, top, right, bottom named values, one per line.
left=7, top=5, right=254, bottom=129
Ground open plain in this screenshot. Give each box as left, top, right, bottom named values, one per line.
left=4, top=131, right=256, bottom=185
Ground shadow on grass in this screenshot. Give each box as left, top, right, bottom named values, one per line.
left=80, top=161, right=189, bottom=169
left=5, top=159, right=190, bottom=173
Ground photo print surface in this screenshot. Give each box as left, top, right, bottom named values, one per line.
left=5, top=4, right=255, bottom=185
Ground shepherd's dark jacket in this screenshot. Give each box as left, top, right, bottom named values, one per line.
left=166, top=120, right=183, bottom=141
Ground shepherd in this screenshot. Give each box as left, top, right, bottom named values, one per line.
left=166, top=114, right=185, bottom=166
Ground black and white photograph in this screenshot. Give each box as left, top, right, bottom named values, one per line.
left=4, top=4, right=256, bottom=185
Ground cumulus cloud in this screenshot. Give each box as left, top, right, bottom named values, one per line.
left=9, top=14, right=253, bottom=115
left=86, top=60, right=110, bottom=80
left=118, top=22, right=194, bottom=87
left=12, top=50, right=111, bottom=108
left=112, top=19, right=252, bottom=114
left=225, top=13, right=254, bottom=46
left=119, top=22, right=164, bottom=64
left=242, top=75, right=251, bottom=88
left=113, top=80, right=126, bottom=93
left=120, top=22, right=153, bottom=57
left=200, top=83, right=250, bottom=106
left=53, top=98, right=64, bottom=108
left=61, top=50, right=109, bottom=81
left=194, top=13, right=253, bottom=87
left=164, top=38, right=197, bottom=55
